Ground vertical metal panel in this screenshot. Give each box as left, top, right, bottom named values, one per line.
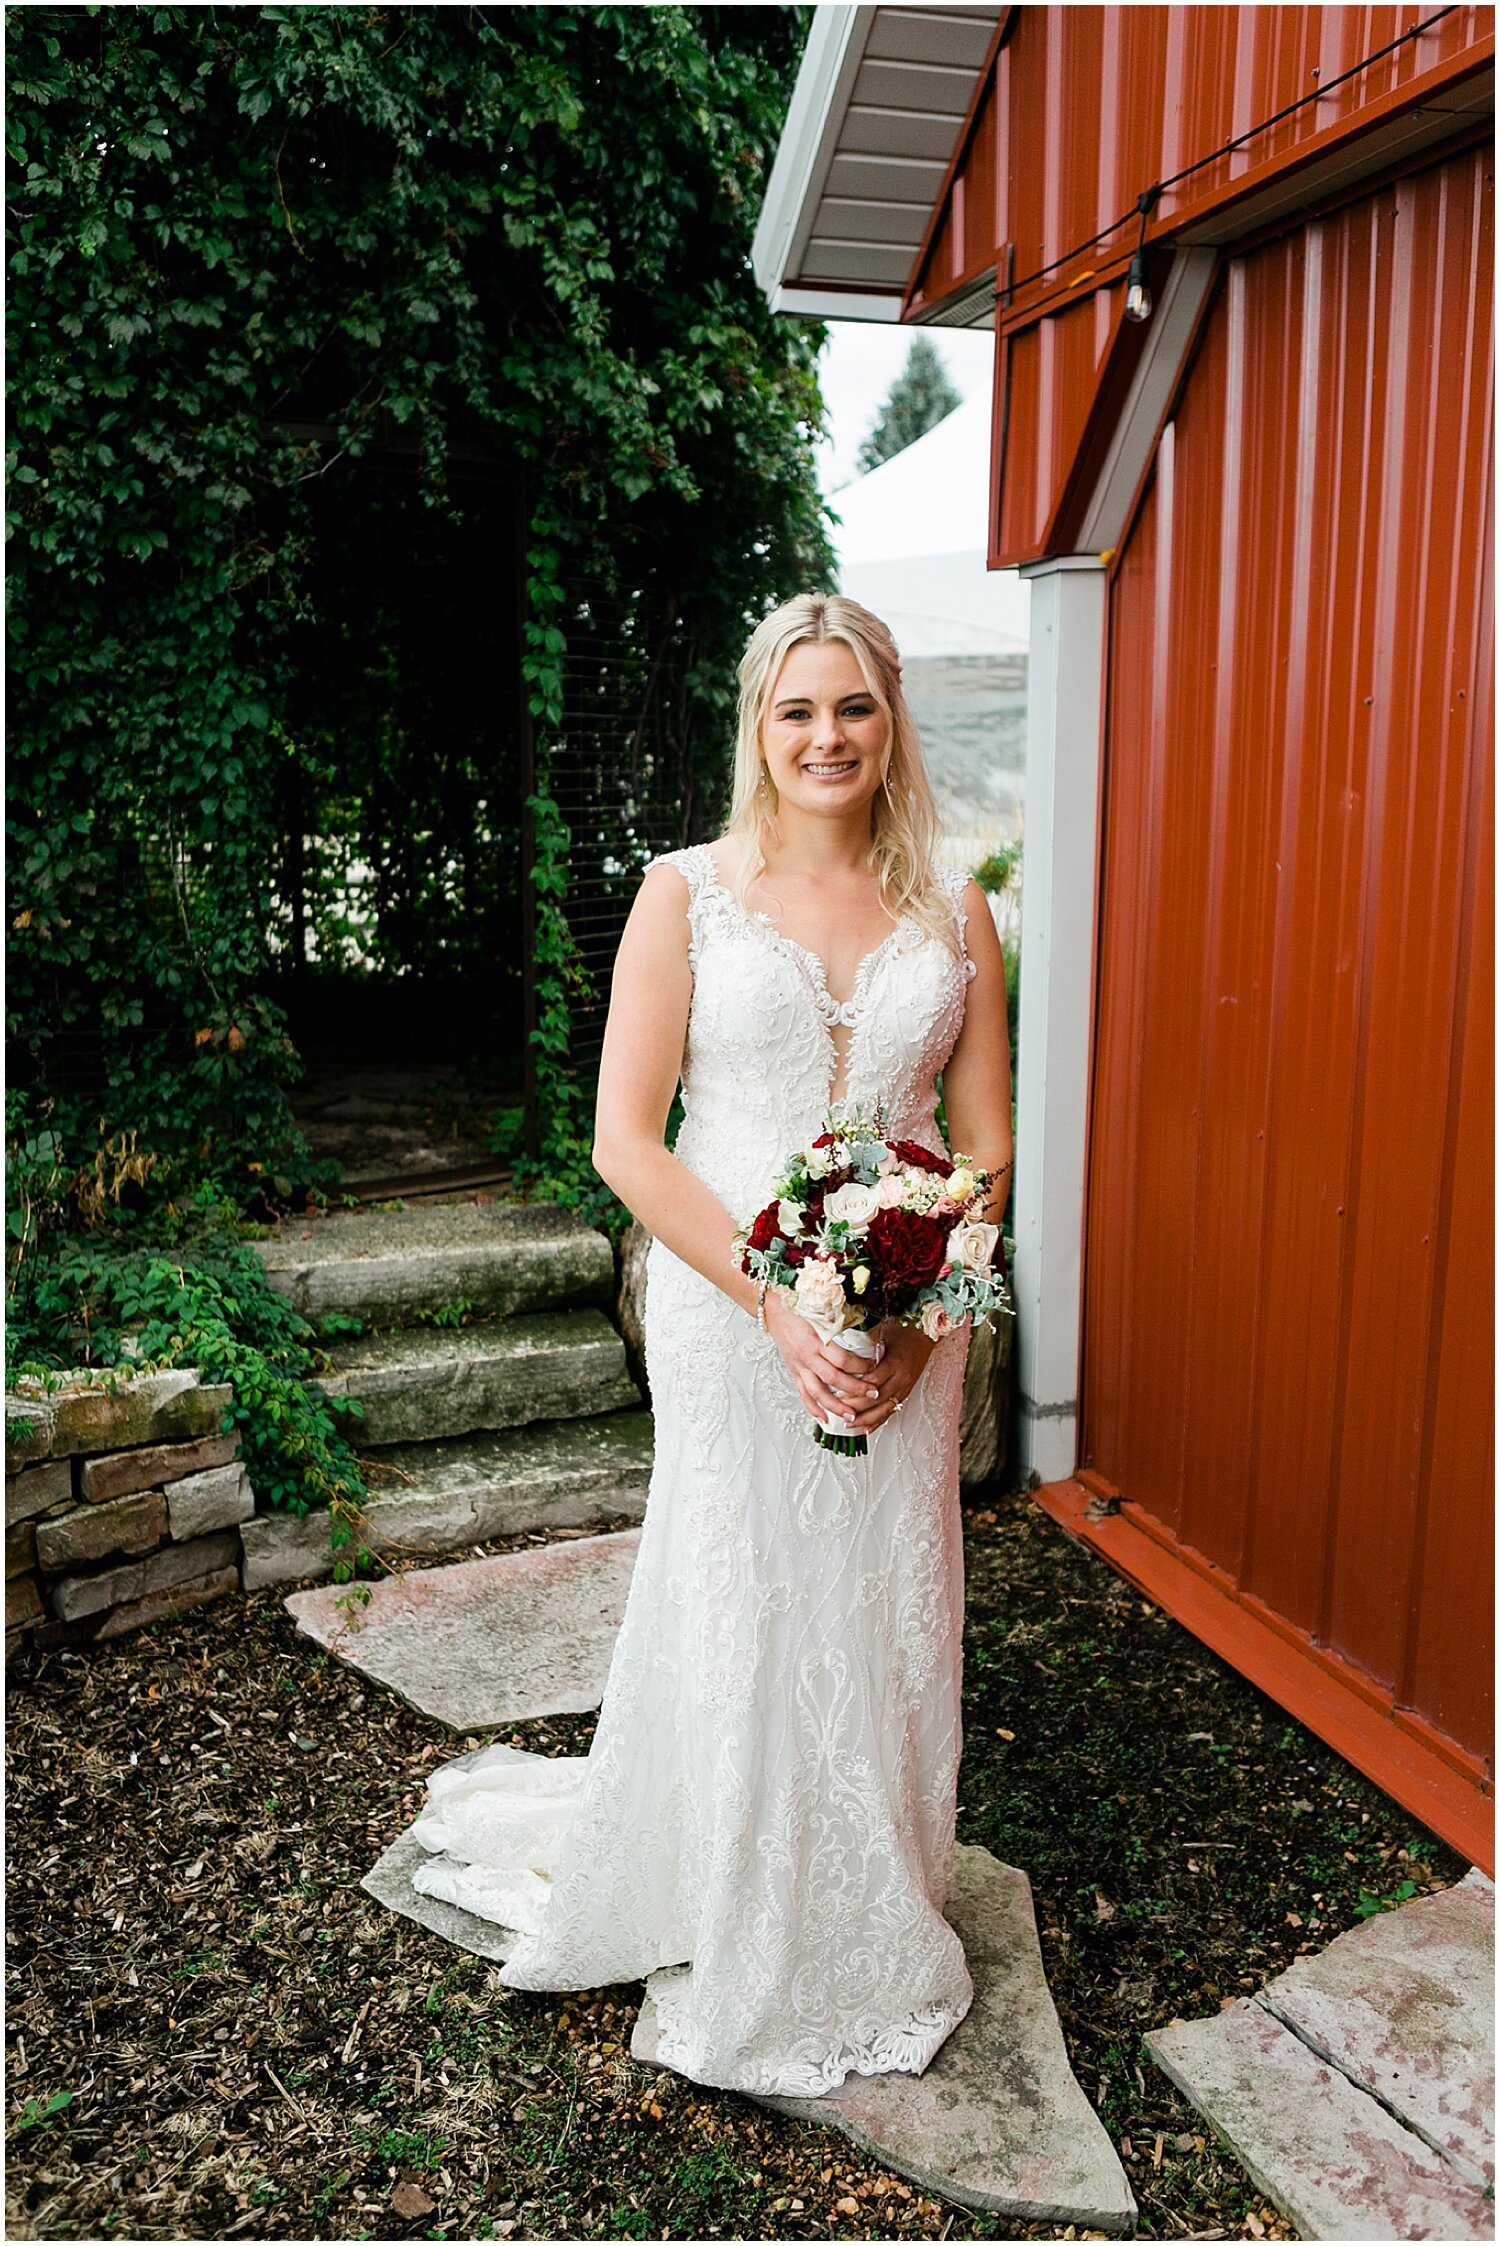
left=997, top=290, right=1123, bottom=560
left=940, top=3, right=1493, bottom=554
left=1081, top=142, right=1494, bottom=1771
left=990, top=2, right=1491, bottom=247
left=1402, top=493, right=1494, bottom=1750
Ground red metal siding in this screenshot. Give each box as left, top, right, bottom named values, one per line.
left=917, top=2, right=1491, bottom=314
left=1081, top=144, right=1494, bottom=1781
left=919, top=67, right=1000, bottom=305
left=916, top=3, right=1494, bottom=559
left=993, top=288, right=1122, bottom=560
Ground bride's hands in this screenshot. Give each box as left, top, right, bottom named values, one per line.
left=763, top=1291, right=884, bottom=1431
left=763, top=1297, right=936, bottom=1435
left=844, top=1321, right=936, bottom=1434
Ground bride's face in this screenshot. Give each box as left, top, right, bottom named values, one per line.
left=760, top=640, right=890, bottom=821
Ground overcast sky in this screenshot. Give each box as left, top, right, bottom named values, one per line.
left=812, top=318, right=995, bottom=495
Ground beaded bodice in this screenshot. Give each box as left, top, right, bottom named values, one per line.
left=655, top=843, right=978, bottom=1222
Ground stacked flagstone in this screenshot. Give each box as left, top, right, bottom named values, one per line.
left=6, top=1370, right=249, bottom=1655
left=6, top=1202, right=650, bottom=1655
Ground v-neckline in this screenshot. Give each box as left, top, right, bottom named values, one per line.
left=694, top=844, right=908, bottom=1021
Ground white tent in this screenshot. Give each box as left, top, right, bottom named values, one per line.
left=826, top=394, right=1030, bottom=657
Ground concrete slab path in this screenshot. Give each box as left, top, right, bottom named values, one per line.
left=1146, top=1869, right=1495, bottom=2241
left=285, top=1529, right=641, bottom=1726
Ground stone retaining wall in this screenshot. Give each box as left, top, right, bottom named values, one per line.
left=6, top=1370, right=250, bottom=1658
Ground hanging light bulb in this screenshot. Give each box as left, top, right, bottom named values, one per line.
left=1124, top=182, right=1162, bottom=324
left=1124, top=247, right=1153, bottom=323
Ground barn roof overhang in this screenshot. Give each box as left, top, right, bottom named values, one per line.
left=751, top=3, right=1005, bottom=324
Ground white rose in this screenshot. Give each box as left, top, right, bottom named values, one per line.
left=822, top=1181, right=878, bottom=1230
left=947, top=1168, right=977, bottom=1206
left=777, top=1198, right=806, bottom=1237
left=874, top=1172, right=908, bottom=1209
left=921, top=1299, right=955, bottom=1341
left=805, top=1143, right=832, bottom=1179
left=794, top=1255, right=851, bottom=1339
left=947, top=1220, right=1000, bottom=1276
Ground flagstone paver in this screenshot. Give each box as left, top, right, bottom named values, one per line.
left=1254, top=1867, right=1494, bottom=2192
left=285, top=1528, right=641, bottom=1725
left=362, top=1821, right=516, bottom=1965
left=634, top=1843, right=1137, bottom=2232
left=361, top=1823, right=1133, bottom=2233
left=1146, top=1993, right=1494, bottom=2241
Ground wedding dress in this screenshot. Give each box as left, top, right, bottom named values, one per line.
left=408, top=841, right=981, bottom=2098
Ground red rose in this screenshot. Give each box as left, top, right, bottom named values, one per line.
left=744, top=1203, right=782, bottom=1264
left=863, top=1205, right=949, bottom=1316
left=888, top=1138, right=951, bottom=1176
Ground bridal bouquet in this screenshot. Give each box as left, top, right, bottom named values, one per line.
left=732, top=1105, right=1015, bottom=1456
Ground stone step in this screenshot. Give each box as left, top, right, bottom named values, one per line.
left=310, top=1308, right=638, bottom=1448
left=240, top=1411, right=653, bottom=1589
left=251, top=1200, right=613, bottom=1325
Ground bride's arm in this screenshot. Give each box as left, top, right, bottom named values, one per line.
left=938, top=878, right=1015, bottom=1227
left=591, top=863, right=885, bottom=1431
left=590, top=862, right=760, bottom=1318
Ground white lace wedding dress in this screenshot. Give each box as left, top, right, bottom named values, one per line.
left=407, top=842, right=981, bottom=2098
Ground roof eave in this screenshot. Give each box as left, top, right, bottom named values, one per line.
left=752, top=6, right=873, bottom=304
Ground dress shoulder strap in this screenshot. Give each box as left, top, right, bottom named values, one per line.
left=647, top=841, right=713, bottom=898
left=933, top=862, right=980, bottom=983
left=645, top=842, right=724, bottom=972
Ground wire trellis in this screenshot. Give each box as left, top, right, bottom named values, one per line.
left=544, top=580, right=712, bottom=1093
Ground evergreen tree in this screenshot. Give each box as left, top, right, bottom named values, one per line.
left=856, top=337, right=961, bottom=472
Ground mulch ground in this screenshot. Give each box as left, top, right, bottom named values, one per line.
left=6, top=1483, right=1469, bottom=2243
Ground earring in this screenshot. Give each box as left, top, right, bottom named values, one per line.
left=758, top=766, right=769, bottom=792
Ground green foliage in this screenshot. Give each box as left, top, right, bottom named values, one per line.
left=855, top=336, right=961, bottom=472
left=972, top=839, right=1022, bottom=897
left=1354, top=1880, right=1419, bottom=1918
left=8, top=6, right=832, bottom=1200
left=6, top=1157, right=369, bottom=1540
left=16, top=2091, right=73, bottom=2134
left=491, top=1101, right=629, bottom=1244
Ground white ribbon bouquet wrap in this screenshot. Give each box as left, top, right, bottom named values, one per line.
left=734, top=1104, right=1014, bottom=1460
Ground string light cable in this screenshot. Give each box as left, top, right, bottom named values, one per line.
left=995, top=4, right=1460, bottom=319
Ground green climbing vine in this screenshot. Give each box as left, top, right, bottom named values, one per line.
left=7, top=4, right=833, bottom=1199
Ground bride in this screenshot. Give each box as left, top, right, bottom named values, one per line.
left=407, top=591, right=1015, bottom=2100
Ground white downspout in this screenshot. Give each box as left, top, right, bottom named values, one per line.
left=1011, top=553, right=1107, bottom=1484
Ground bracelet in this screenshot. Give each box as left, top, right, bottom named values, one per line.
left=756, top=1275, right=769, bottom=1330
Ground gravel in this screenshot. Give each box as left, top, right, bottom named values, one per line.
left=5, top=1485, right=1465, bottom=2241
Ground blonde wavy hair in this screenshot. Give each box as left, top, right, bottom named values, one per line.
left=724, top=592, right=959, bottom=957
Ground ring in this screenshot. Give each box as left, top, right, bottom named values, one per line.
left=894, top=1398, right=905, bottom=1414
